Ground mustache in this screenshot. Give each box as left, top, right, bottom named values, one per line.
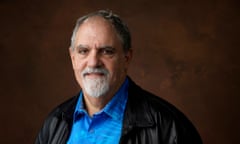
left=81, top=67, right=109, bottom=77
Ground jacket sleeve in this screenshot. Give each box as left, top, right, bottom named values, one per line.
left=35, top=96, right=78, bottom=144
left=170, top=114, right=202, bottom=144
left=158, top=113, right=202, bottom=144
left=178, top=123, right=202, bottom=144
left=35, top=110, right=72, bottom=144
left=35, top=115, right=53, bottom=144
left=35, top=122, right=48, bottom=144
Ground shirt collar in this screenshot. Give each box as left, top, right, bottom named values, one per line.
left=102, top=78, right=129, bottom=119
left=74, top=77, right=129, bottom=120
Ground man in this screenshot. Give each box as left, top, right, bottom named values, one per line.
left=35, top=10, right=202, bottom=144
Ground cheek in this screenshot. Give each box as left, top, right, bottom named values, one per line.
left=104, top=58, right=119, bottom=72
left=107, top=59, right=126, bottom=78
left=73, top=58, right=85, bottom=71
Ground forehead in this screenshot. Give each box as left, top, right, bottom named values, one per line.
left=77, top=16, right=117, bottom=37
left=74, top=16, right=121, bottom=47
left=73, top=16, right=124, bottom=50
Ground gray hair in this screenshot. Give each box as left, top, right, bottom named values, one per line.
left=70, top=10, right=131, bottom=53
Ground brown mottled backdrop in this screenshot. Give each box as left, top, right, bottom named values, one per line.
left=1, top=0, right=239, bottom=143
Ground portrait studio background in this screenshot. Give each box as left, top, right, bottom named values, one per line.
left=0, top=0, right=239, bottom=143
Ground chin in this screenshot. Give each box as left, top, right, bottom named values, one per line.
left=82, top=77, right=110, bottom=98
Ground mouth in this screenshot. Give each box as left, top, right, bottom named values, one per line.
left=84, top=72, right=105, bottom=78
left=82, top=67, right=109, bottom=79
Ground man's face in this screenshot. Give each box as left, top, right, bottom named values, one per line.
left=70, top=16, right=132, bottom=98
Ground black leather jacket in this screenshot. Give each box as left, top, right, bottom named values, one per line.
left=35, top=79, right=202, bottom=144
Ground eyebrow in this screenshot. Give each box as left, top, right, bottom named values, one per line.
left=76, top=44, right=115, bottom=50
left=76, top=44, right=89, bottom=49
left=99, top=46, right=115, bottom=50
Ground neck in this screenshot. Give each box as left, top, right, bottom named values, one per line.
left=83, top=94, right=111, bottom=116
left=82, top=77, right=127, bottom=116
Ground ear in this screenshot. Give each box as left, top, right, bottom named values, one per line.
left=124, top=49, right=133, bottom=64
left=69, top=47, right=76, bottom=69
left=124, top=49, right=133, bottom=72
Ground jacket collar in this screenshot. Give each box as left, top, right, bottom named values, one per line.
left=60, top=77, right=155, bottom=132
left=60, top=95, right=79, bottom=125
left=122, top=77, right=155, bottom=133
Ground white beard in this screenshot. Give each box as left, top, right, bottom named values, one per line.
left=81, top=67, right=109, bottom=98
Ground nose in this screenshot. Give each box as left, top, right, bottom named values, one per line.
left=87, top=50, right=102, bottom=68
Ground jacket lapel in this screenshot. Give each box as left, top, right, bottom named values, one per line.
left=121, top=78, right=155, bottom=136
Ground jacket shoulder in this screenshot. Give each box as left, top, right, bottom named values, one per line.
left=48, top=95, right=79, bottom=118
left=35, top=95, right=79, bottom=144
left=127, top=79, right=202, bottom=143
left=128, top=80, right=184, bottom=119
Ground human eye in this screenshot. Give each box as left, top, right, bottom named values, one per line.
left=100, top=47, right=115, bottom=56
left=77, top=48, right=89, bottom=55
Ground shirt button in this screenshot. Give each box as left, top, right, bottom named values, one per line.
left=89, top=129, right=94, bottom=133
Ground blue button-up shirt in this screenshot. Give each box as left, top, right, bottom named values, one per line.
left=67, top=78, right=129, bottom=144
